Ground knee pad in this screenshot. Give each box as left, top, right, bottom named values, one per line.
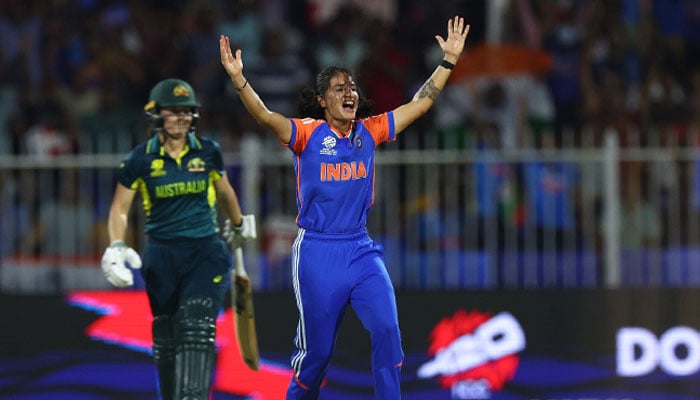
left=175, top=296, right=218, bottom=348
left=174, top=296, right=219, bottom=400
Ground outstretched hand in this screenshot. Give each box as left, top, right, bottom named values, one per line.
left=219, top=35, right=243, bottom=79
left=435, top=16, right=470, bottom=63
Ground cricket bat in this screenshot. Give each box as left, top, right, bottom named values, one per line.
left=231, top=244, right=260, bottom=371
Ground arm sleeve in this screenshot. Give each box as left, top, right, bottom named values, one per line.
left=363, top=112, right=396, bottom=146
left=210, top=140, right=225, bottom=181
left=288, top=118, right=325, bottom=154
left=117, top=151, right=141, bottom=189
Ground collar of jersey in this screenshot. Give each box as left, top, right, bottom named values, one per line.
left=326, top=120, right=356, bottom=140
left=146, top=132, right=202, bottom=155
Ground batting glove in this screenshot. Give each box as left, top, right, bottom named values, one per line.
left=223, top=214, right=257, bottom=246
left=101, top=240, right=142, bottom=288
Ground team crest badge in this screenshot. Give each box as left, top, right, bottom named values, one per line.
left=173, top=84, right=190, bottom=97
left=320, top=136, right=338, bottom=156
left=187, top=157, right=206, bottom=172
left=354, top=135, right=362, bottom=149
left=150, top=159, right=166, bottom=177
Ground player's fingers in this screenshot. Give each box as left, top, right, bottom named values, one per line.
left=107, top=274, right=128, bottom=288
left=435, top=35, right=446, bottom=47
left=125, top=248, right=142, bottom=269
left=105, top=266, right=132, bottom=287
left=106, top=274, right=120, bottom=287
left=115, top=264, right=134, bottom=286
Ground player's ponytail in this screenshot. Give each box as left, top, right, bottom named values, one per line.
left=297, top=85, right=323, bottom=119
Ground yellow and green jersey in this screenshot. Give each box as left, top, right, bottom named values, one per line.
left=117, top=133, right=225, bottom=240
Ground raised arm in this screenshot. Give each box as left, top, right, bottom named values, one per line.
left=219, top=35, right=293, bottom=144
left=392, top=16, right=469, bottom=136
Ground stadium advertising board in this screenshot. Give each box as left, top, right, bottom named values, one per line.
left=1, top=289, right=699, bottom=399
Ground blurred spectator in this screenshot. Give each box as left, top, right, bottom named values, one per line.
left=619, top=168, right=661, bottom=250
left=23, top=100, right=75, bottom=158
left=357, top=20, right=409, bottom=114
left=182, top=3, right=227, bottom=99
left=405, top=169, right=467, bottom=252
left=22, top=169, right=98, bottom=257
left=473, top=80, right=526, bottom=149
left=312, top=4, right=367, bottom=72
left=0, top=85, right=19, bottom=155
left=522, top=131, right=581, bottom=250
left=133, top=4, right=185, bottom=86
left=579, top=1, right=636, bottom=146
left=0, top=1, right=43, bottom=91
left=650, top=0, right=687, bottom=80
left=684, top=0, right=700, bottom=72
left=41, top=5, right=92, bottom=90
left=216, top=0, right=263, bottom=65
left=78, top=83, right=140, bottom=218
left=509, top=0, right=557, bottom=148
left=260, top=213, right=299, bottom=288
left=586, top=64, right=638, bottom=148
left=242, top=26, right=311, bottom=117
left=0, top=170, right=31, bottom=259
left=686, top=69, right=700, bottom=243
left=403, top=187, right=441, bottom=250
left=541, top=0, right=586, bottom=147
left=618, top=0, right=649, bottom=86
left=468, top=122, right=520, bottom=250
left=196, top=103, right=239, bottom=151
left=79, top=84, right=139, bottom=154
left=603, top=164, right=662, bottom=285
left=643, top=59, right=687, bottom=131
left=432, top=82, right=473, bottom=150
left=89, top=7, right=146, bottom=104
left=523, top=72, right=556, bottom=148
left=54, top=64, right=102, bottom=123
left=307, top=0, right=397, bottom=27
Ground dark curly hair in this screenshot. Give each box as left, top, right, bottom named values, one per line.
left=297, top=65, right=374, bottom=120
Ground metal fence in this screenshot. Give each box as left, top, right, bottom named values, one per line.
left=2, top=131, right=700, bottom=293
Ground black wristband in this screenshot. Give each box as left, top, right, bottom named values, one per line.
left=235, top=80, right=248, bottom=91
left=440, top=59, right=455, bottom=70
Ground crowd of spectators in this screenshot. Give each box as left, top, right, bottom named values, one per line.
left=1, top=0, right=698, bottom=153
left=2, top=0, right=700, bottom=273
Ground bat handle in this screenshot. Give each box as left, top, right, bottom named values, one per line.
left=233, top=245, right=248, bottom=278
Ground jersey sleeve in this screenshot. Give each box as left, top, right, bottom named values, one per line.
left=362, top=112, right=396, bottom=146
left=288, top=118, right=325, bottom=154
left=209, top=139, right=224, bottom=181
left=117, top=150, right=142, bottom=190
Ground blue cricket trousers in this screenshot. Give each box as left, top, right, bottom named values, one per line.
left=141, top=235, right=230, bottom=316
left=286, top=228, right=403, bottom=400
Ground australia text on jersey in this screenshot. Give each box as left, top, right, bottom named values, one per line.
left=155, top=179, right=207, bottom=198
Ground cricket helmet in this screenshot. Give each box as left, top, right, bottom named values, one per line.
left=145, top=78, right=200, bottom=111
left=144, top=78, right=200, bottom=132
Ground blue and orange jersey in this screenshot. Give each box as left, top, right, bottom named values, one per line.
left=117, top=133, right=225, bottom=240
left=287, top=112, right=396, bottom=233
